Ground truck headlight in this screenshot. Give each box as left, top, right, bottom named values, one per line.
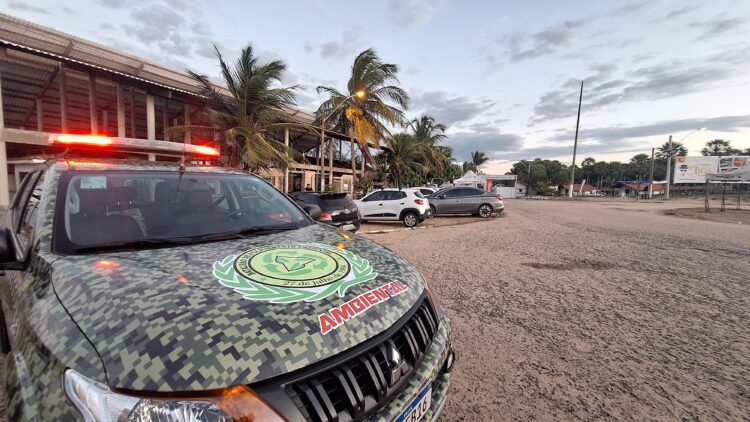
left=64, top=369, right=283, bottom=422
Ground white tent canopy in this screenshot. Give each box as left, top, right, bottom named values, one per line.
left=453, top=170, right=486, bottom=186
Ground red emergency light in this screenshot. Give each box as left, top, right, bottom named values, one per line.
left=54, top=135, right=113, bottom=146
left=49, top=134, right=220, bottom=157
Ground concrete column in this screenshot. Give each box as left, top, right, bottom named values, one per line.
left=284, top=128, right=289, bottom=193
left=59, top=66, right=68, bottom=133
left=184, top=103, right=191, bottom=144
left=162, top=98, right=169, bottom=140
left=129, top=89, right=136, bottom=138
left=35, top=99, right=43, bottom=132
left=328, top=138, right=334, bottom=186
left=88, top=74, right=98, bottom=133
left=0, top=68, right=8, bottom=207
left=116, top=84, right=126, bottom=137
left=146, top=94, right=155, bottom=140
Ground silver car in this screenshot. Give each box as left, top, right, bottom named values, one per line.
left=428, top=187, right=504, bottom=217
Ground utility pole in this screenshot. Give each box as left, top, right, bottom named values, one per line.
left=665, top=135, right=673, bottom=200
left=568, top=80, right=584, bottom=198
left=648, top=147, right=655, bottom=199
left=526, top=161, right=531, bottom=197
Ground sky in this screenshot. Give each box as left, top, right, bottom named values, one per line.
left=3, top=0, right=749, bottom=174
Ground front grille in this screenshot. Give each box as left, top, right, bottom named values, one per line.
left=287, top=300, right=439, bottom=422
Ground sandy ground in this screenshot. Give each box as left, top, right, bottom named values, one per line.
left=0, top=200, right=748, bottom=421
left=362, top=199, right=749, bottom=421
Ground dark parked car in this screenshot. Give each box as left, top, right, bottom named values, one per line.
left=289, top=191, right=362, bottom=232
left=428, top=187, right=504, bottom=217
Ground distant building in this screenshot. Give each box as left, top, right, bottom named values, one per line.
left=554, top=183, right=597, bottom=196
left=611, top=181, right=665, bottom=198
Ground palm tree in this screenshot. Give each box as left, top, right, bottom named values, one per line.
left=177, top=45, right=302, bottom=169
left=470, top=151, right=489, bottom=172
left=701, top=139, right=739, bottom=156
left=408, top=115, right=449, bottom=177
left=316, top=49, right=409, bottom=179
left=656, top=141, right=687, bottom=159
left=382, top=134, right=423, bottom=188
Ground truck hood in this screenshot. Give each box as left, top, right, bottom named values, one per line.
left=51, top=224, right=425, bottom=391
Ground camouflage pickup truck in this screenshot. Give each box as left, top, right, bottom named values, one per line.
left=0, top=152, right=453, bottom=421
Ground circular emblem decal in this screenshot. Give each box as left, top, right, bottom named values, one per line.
left=212, top=243, right=378, bottom=303
left=234, top=245, right=350, bottom=288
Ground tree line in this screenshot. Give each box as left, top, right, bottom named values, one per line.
left=510, top=139, right=750, bottom=194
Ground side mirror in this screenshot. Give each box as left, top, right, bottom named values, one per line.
left=302, top=204, right=322, bottom=221
left=0, top=227, right=23, bottom=270
left=438, top=195, right=446, bottom=199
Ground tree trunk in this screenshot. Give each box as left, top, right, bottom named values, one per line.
left=360, top=143, right=365, bottom=176
left=350, top=127, right=356, bottom=194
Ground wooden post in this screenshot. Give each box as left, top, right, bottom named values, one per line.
left=704, top=180, right=710, bottom=212
left=162, top=98, right=169, bottom=140
left=35, top=99, right=43, bottom=131
left=129, top=89, right=136, bottom=138
left=102, top=110, right=108, bottom=135
left=59, top=66, right=68, bottom=133
left=146, top=94, right=155, bottom=140
left=116, top=84, right=126, bottom=137
left=328, top=138, right=334, bottom=187
left=88, top=74, right=98, bottom=133
left=0, top=67, right=8, bottom=207
left=184, top=103, right=191, bottom=144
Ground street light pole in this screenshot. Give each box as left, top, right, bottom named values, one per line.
left=568, top=80, right=584, bottom=198
left=665, top=135, right=673, bottom=199
left=666, top=127, right=706, bottom=200
left=648, top=147, right=655, bottom=199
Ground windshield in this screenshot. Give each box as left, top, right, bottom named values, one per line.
left=54, top=171, right=310, bottom=254
left=319, top=193, right=355, bottom=211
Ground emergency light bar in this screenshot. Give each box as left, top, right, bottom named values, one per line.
left=49, top=134, right=220, bottom=157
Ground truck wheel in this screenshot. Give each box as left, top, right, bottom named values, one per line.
left=402, top=212, right=419, bottom=228
left=478, top=204, right=493, bottom=218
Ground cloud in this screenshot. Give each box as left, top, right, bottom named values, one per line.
left=498, top=19, right=584, bottom=63
left=410, top=90, right=496, bottom=126
left=550, top=114, right=750, bottom=143
left=651, top=5, right=699, bottom=23
left=446, top=129, right=523, bottom=162
left=7, top=1, right=49, bottom=14
left=386, top=0, right=443, bottom=30
left=530, top=46, right=749, bottom=124
left=99, top=0, right=130, bottom=8
left=693, top=16, right=749, bottom=41
left=307, top=29, right=366, bottom=60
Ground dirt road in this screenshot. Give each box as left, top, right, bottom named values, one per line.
left=363, top=199, right=749, bottom=421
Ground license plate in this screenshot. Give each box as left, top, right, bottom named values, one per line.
left=340, top=224, right=356, bottom=231
left=394, top=381, right=432, bottom=422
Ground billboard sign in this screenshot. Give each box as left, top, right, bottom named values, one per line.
left=674, top=156, right=749, bottom=183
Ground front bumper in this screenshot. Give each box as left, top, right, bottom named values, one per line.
left=368, top=312, right=453, bottom=421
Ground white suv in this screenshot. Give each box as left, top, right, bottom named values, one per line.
left=355, top=188, right=430, bottom=227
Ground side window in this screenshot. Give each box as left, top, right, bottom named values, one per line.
left=18, top=170, right=46, bottom=247
left=464, top=188, right=482, bottom=196
left=363, top=191, right=384, bottom=202
left=443, top=189, right=461, bottom=198
left=390, top=191, right=407, bottom=200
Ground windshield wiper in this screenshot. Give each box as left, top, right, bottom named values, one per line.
left=187, top=224, right=299, bottom=242
left=72, top=225, right=301, bottom=254
left=72, top=237, right=196, bottom=254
